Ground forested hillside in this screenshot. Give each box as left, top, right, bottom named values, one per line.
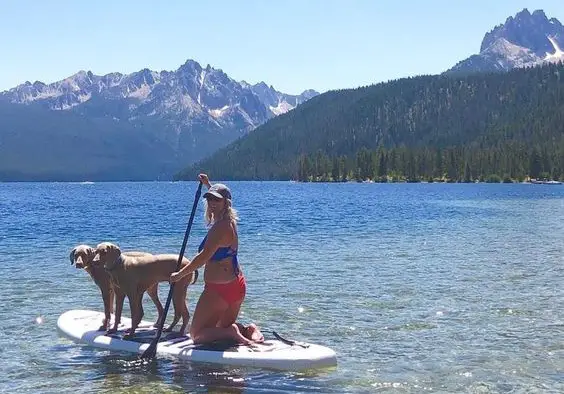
left=0, top=102, right=176, bottom=181
left=176, top=62, right=564, bottom=182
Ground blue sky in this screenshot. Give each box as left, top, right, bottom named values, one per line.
left=0, top=0, right=562, bottom=94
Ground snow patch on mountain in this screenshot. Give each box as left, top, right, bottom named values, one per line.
left=197, top=68, right=206, bottom=105
left=545, top=36, right=564, bottom=62
left=209, top=105, right=230, bottom=118
left=269, top=101, right=294, bottom=115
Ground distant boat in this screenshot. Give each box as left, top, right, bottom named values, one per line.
left=79, top=181, right=95, bottom=185
left=529, top=179, right=562, bottom=185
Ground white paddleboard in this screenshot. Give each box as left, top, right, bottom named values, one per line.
left=57, top=310, right=337, bottom=371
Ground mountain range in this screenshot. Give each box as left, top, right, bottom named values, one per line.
left=0, top=60, right=317, bottom=180
left=1, top=60, right=317, bottom=123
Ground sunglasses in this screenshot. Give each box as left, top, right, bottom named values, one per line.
left=205, top=195, right=223, bottom=202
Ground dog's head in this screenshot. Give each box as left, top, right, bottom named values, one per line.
left=69, top=245, right=96, bottom=269
left=92, top=242, right=122, bottom=270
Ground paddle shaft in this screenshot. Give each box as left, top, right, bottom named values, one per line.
left=141, top=181, right=203, bottom=359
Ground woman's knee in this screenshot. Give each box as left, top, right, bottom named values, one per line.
left=189, top=314, right=205, bottom=339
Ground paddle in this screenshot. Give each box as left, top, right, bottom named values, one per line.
left=140, top=181, right=203, bottom=360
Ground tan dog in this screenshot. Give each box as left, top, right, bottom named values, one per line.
left=92, top=242, right=198, bottom=338
left=70, top=245, right=164, bottom=331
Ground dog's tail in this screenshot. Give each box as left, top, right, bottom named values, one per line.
left=191, top=270, right=199, bottom=285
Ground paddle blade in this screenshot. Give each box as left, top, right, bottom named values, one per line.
left=140, top=340, right=158, bottom=360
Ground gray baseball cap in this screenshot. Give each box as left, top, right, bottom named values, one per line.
left=203, top=183, right=232, bottom=200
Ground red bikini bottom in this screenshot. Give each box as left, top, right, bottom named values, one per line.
left=205, top=274, right=246, bottom=305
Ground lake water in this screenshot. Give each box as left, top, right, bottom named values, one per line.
left=0, top=181, right=563, bottom=393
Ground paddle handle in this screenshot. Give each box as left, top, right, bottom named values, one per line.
left=140, top=181, right=203, bottom=360
left=158, top=181, right=202, bottom=334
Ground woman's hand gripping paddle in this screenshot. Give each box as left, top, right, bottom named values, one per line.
left=140, top=181, right=203, bottom=360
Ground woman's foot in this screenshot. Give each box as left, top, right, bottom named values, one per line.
left=243, top=323, right=264, bottom=343
left=228, top=324, right=253, bottom=345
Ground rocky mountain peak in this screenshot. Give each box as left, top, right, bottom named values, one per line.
left=480, top=8, right=563, bottom=56
left=448, top=9, right=564, bottom=75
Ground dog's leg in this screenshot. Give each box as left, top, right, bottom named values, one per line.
left=146, top=283, right=163, bottom=327
left=109, top=286, right=114, bottom=314
left=178, top=284, right=190, bottom=336
left=108, top=288, right=125, bottom=334
left=163, top=310, right=179, bottom=333
left=163, top=284, right=182, bottom=333
left=100, top=286, right=113, bottom=331
left=165, top=281, right=189, bottom=335
left=124, top=293, right=143, bottom=339
left=108, top=286, right=114, bottom=327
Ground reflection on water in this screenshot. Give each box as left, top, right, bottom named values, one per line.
left=65, top=350, right=249, bottom=393
left=56, top=347, right=337, bottom=393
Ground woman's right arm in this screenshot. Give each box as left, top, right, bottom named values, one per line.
left=199, top=173, right=211, bottom=189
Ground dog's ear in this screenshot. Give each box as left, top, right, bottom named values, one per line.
left=109, top=243, right=121, bottom=255
left=69, top=248, right=76, bottom=265
left=87, top=247, right=95, bottom=259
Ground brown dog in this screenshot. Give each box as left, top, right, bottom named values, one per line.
left=92, top=242, right=198, bottom=338
left=70, top=244, right=165, bottom=331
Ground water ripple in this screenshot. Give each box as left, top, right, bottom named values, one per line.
left=0, top=182, right=563, bottom=393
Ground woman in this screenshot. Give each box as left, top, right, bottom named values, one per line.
left=170, top=174, right=263, bottom=344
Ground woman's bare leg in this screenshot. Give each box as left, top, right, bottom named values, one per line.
left=191, top=291, right=252, bottom=345
left=218, top=298, right=263, bottom=343
left=195, top=323, right=253, bottom=345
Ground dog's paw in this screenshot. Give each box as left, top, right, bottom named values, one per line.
left=178, top=325, right=189, bottom=337
left=123, top=332, right=135, bottom=340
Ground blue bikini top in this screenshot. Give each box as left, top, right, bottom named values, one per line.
left=198, top=235, right=239, bottom=274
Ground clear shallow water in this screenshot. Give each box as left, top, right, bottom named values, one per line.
left=0, top=181, right=563, bottom=393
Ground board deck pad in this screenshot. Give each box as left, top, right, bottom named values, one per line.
left=57, top=310, right=337, bottom=370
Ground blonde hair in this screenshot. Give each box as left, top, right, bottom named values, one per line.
left=204, top=198, right=239, bottom=226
